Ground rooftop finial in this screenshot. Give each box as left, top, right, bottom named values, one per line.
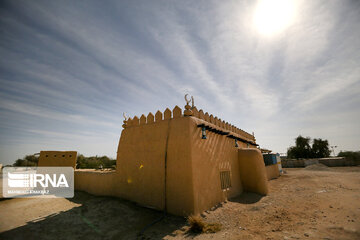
left=122, top=112, right=129, bottom=128
left=123, top=112, right=129, bottom=121
left=185, top=94, right=191, bottom=105
left=184, top=94, right=194, bottom=116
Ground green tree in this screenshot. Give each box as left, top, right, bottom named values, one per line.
left=13, top=155, right=39, bottom=166
left=338, top=151, right=360, bottom=161
left=287, top=135, right=312, bottom=159
left=12, top=154, right=116, bottom=169
left=312, top=138, right=330, bottom=158
left=287, top=135, right=331, bottom=159
left=75, top=154, right=116, bottom=169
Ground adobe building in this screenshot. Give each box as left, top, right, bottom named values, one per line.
left=39, top=97, right=279, bottom=216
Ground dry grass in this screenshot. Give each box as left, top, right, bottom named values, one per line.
left=187, top=215, right=222, bottom=233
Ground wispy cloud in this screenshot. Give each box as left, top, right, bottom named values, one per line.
left=0, top=0, right=359, bottom=164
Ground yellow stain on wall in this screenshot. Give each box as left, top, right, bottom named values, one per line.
left=127, top=178, right=132, bottom=184
left=139, top=164, right=144, bottom=169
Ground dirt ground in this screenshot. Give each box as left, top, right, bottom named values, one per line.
left=0, top=166, right=359, bottom=240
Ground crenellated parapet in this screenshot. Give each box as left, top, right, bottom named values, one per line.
left=122, top=95, right=256, bottom=143
left=123, top=105, right=183, bottom=127
left=192, top=107, right=256, bottom=143
left=182, top=95, right=255, bottom=143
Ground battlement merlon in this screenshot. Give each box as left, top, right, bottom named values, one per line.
left=122, top=102, right=256, bottom=143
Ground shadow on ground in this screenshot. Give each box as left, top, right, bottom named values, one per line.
left=229, top=192, right=264, bottom=204
left=0, top=191, right=187, bottom=240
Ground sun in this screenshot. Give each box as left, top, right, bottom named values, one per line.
left=253, top=0, right=297, bottom=36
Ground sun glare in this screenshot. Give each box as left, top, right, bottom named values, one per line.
left=253, top=0, right=297, bottom=36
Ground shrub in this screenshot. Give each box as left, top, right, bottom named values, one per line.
left=188, top=215, right=222, bottom=233
left=13, top=155, right=39, bottom=166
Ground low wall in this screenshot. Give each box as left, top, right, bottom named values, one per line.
left=238, top=148, right=268, bottom=195
left=75, top=171, right=116, bottom=196
left=265, top=164, right=280, bottom=180
left=281, top=157, right=359, bottom=168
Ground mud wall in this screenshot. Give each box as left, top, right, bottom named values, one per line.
left=189, top=117, right=254, bottom=215
left=46, top=104, right=263, bottom=216
left=114, top=116, right=169, bottom=211
left=112, top=105, right=259, bottom=216
left=281, top=157, right=358, bottom=168
left=238, top=148, right=268, bottom=195
left=265, top=164, right=280, bottom=180
left=38, top=151, right=77, bottom=168
left=75, top=171, right=116, bottom=196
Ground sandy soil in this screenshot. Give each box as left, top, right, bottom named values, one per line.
left=0, top=167, right=359, bottom=240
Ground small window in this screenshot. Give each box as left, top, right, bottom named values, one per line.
left=45, top=155, right=48, bottom=157
left=62, top=155, right=65, bottom=157
left=69, top=155, right=72, bottom=157
left=54, top=155, right=56, bottom=157
left=220, top=171, right=231, bottom=190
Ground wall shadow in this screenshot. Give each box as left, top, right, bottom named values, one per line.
left=0, top=191, right=187, bottom=240
left=229, top=192, right=264, bottom=204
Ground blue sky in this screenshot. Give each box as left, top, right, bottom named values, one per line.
left=0, top=0, right=359, bottom=165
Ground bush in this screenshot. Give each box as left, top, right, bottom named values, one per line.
left=338, top=151, right=360, bottom=161
left=188, top=215, right=222, bottom=233
left=13, top=155, right=39, bottom=166
left=76, top=154, right=116, bottom=169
